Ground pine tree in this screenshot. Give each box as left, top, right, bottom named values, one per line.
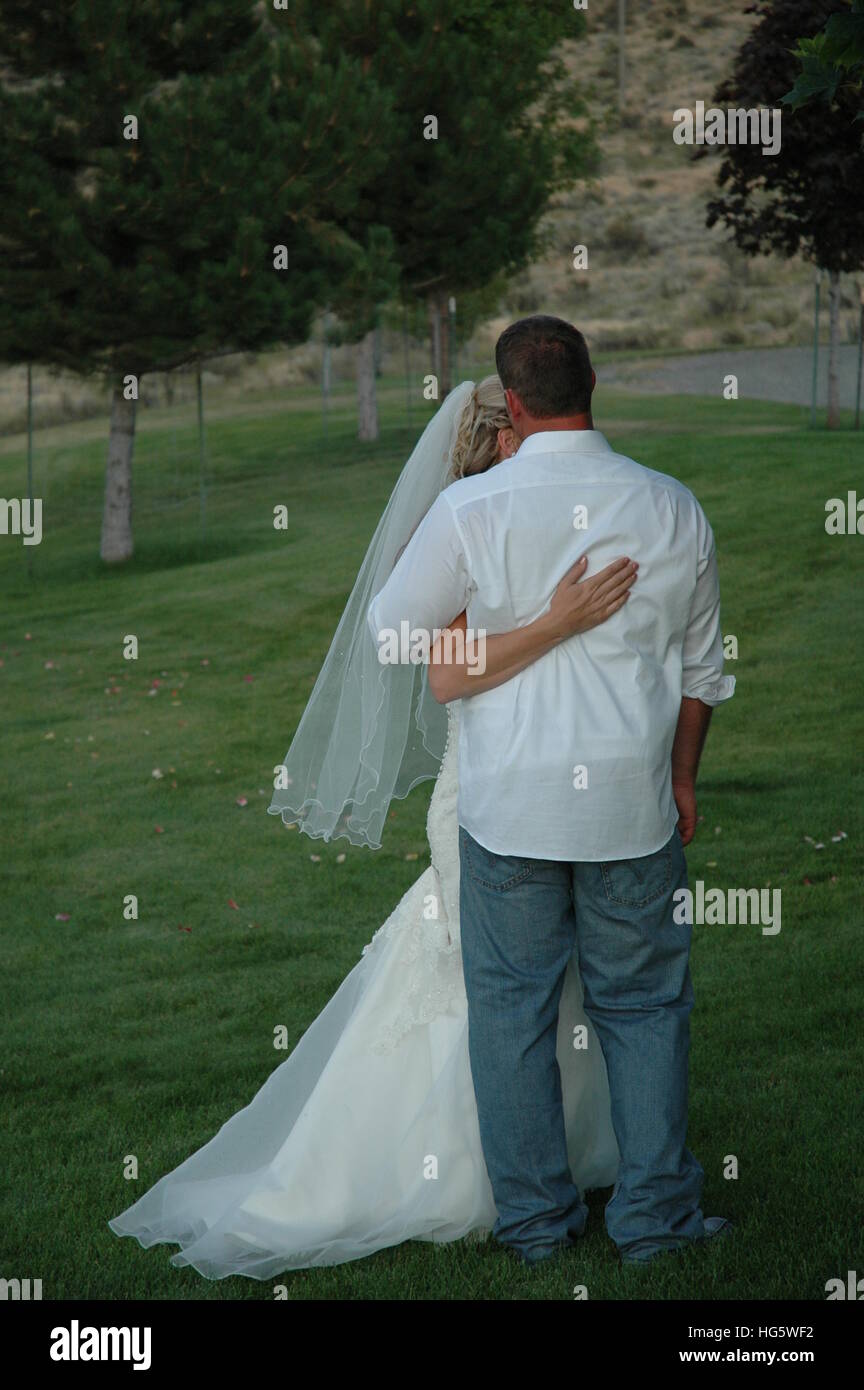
left=302, top=0, right=596, bottom=410
left=0, top=2, right=391, bottom=560
left=706, top=0, right=864, bottom=428
left=321, top=225, right=399, bottom=443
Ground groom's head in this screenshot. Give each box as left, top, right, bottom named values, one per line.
left=495, top=315, right=595, bottom=440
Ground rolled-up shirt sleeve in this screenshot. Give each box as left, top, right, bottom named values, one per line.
left=367, top=492, right=472, bottom=658
left=681, top=509, right=736, bottom=707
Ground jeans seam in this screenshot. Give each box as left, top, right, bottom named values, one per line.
left=600, top=849, right=673, bottom=908
left=468, top=863, right=535, bottom=892
left=462, top=832, right=535, bottom=892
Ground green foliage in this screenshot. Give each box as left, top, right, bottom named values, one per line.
left=319, top=227, right=400, bottom=346
left=706, top=0, right=864, bottom=275
left=783, top=0, right=864, bottom=118
left=0, top=2, right=393, bottom=377
left=293, top=0, right=598, bottom=315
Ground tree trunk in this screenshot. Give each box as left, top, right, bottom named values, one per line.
left=426, top=291, right=451, bottom=397
left=439, top=292, right=451, bottom=397
left=428, top=292, right=442, bottom=393
left=100, top=383, right=136, bottom=564
left=826, top=270, right=841, bottom=430
left=356, top=328, right=379, bottom=441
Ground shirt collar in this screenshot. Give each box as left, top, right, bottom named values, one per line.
left=514, top=429, right=614, bottom=459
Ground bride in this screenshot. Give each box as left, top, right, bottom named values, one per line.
left=108, top=377, right=638, bottom=1280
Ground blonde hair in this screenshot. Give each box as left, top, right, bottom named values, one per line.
left=447, top=374, right=511, bottom=482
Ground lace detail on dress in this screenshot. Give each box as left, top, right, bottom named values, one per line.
left=360, top=702, right=465, bottom=1054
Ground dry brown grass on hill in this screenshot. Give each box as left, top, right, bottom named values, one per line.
left=491, top=0, right=861, bottom=358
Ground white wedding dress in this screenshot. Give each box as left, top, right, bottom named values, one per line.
left=109, top=702, right=620, bottom=1279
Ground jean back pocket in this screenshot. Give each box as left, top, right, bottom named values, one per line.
left=600, top=841, right=673, bottom=908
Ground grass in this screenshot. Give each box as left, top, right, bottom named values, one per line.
left=1, top=379, right=862, bottom=1300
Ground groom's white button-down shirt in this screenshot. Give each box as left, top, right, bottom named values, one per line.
left=368, top=429, right=735, bottom=862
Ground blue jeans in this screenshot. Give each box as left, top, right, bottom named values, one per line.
left=458, top=823, right=706, bottom=1264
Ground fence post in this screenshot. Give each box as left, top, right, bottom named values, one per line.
left=855, top=284, right=863, bottom=432
left=321, top=310, right=336, bottom=442
left=810, top=269, right=822, bottom=430
left=403, top=303, right=412, bottom=427
left=26, top=364, right=34, bottom=578
left=196, top=362, right=207, bottom=555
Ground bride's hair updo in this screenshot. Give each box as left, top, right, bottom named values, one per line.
left=446, top=374, right=511, bottom=481
left=393, top=376, right=512, bottom=569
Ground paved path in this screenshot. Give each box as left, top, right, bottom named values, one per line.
left=601, top=344, right=863, bottom=410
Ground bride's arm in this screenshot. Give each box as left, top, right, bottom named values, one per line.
left=428, top=555, right=638, bottom=703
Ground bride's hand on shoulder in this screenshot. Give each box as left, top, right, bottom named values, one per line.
left=543, top=555, right=638, bottom=641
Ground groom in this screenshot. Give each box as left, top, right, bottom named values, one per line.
left=370, top=315, right=735, bottom=1266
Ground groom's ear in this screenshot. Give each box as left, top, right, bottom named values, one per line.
left=504, top=387, right=520, bottom=423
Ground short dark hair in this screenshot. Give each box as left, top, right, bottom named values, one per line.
left=495, top=315, right=593, bottom=417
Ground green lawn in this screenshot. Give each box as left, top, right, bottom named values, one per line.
left=1, top=379, right=861, bottom=1300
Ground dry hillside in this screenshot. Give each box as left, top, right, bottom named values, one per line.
left=488, top=0, right=861, bottom=357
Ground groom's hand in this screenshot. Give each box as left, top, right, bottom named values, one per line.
left=543, top=555, right=638, bottom=641
left=672, top=778, right=698, bottom=846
